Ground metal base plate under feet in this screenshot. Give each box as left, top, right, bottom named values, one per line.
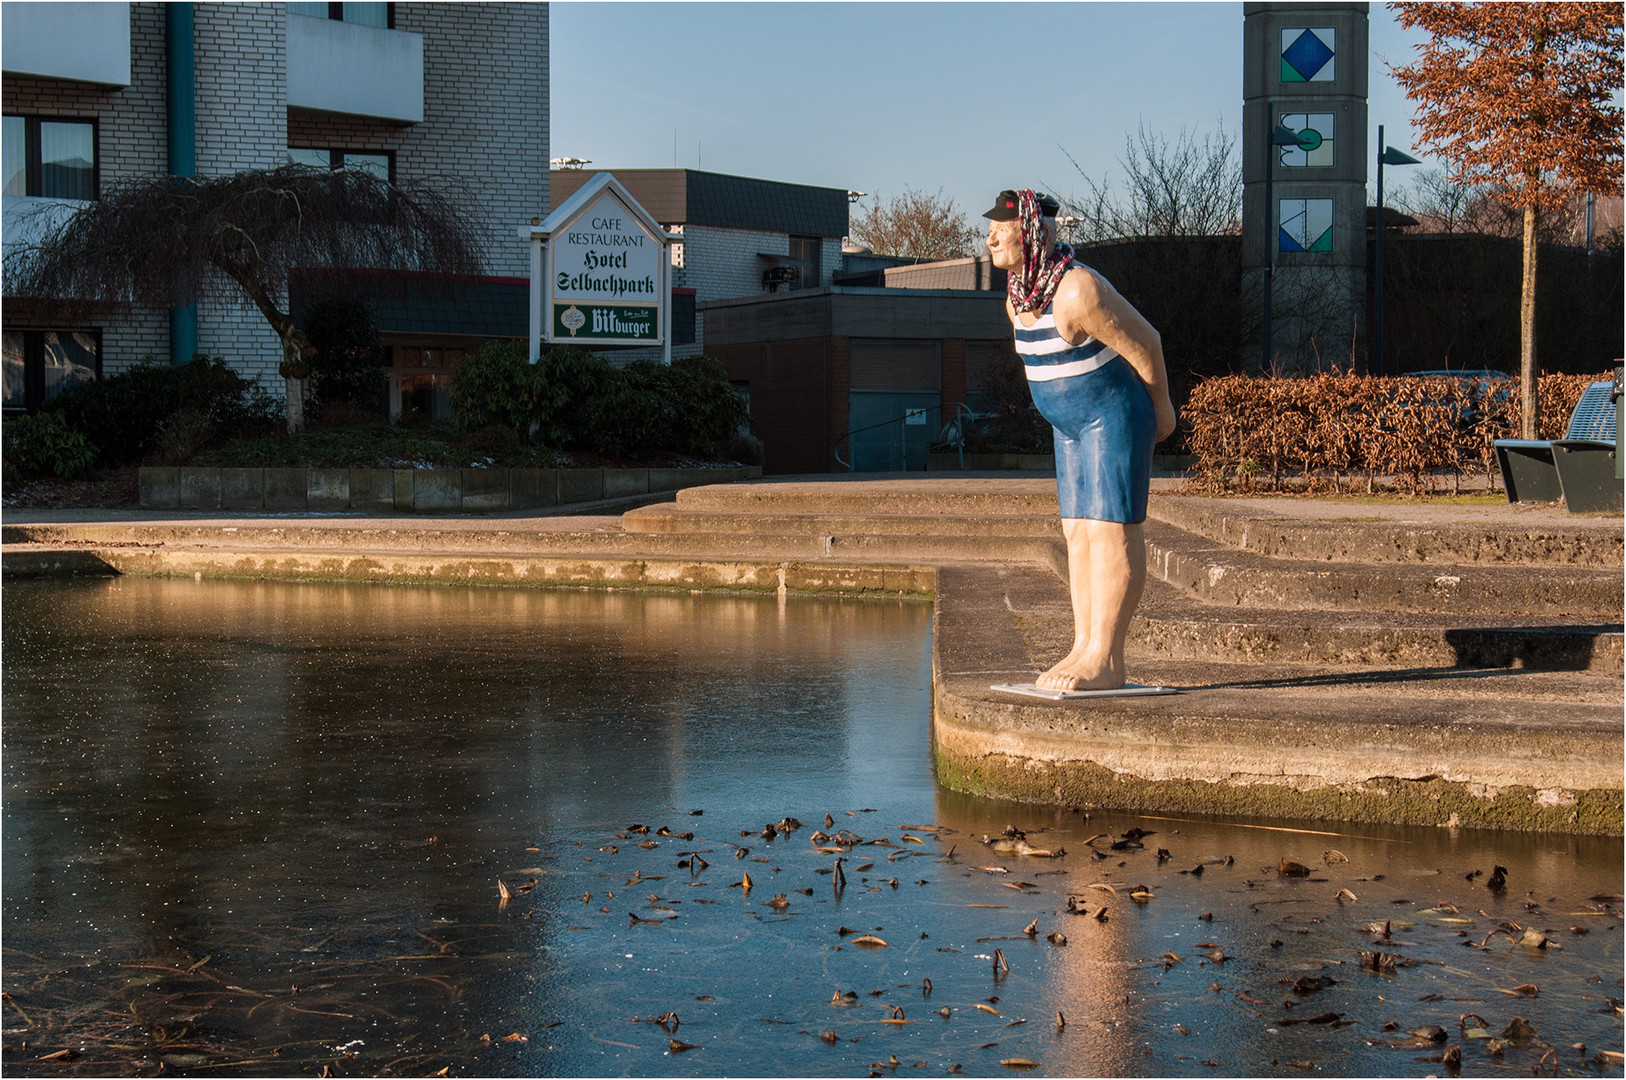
left=991, top=682, right=1180, bottom=700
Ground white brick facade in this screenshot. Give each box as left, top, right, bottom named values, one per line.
left=290, top=3, right=548, bottom=279
left=3, top=3, right=171, bottom=371
left=4, top=2, right=548, bottom=391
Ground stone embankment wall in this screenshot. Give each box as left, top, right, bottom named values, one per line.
left=138, top=466, right=758, bottom=513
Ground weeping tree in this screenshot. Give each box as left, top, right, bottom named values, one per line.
left=4, top=166, right=485, bottom=430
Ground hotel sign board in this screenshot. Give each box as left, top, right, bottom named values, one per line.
left=520, top=174, right=678, bottom=358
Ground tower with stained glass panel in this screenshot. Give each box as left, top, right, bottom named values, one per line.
left=1242, top=2, right=1369, bottom=373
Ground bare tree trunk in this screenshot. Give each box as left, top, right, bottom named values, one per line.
left=277, top=330, right=307, bottom=434
left=1520, top=202, right=1539, bottom=440
left=284, top=377, right=305, bottom=433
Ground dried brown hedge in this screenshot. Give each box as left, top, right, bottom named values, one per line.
left=1183, top=372, right=1601, bottom=495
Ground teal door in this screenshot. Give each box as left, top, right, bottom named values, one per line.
left=847, top=390, right=940, bottom=471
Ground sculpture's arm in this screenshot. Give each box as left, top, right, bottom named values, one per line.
left=1053, top=268, right=1177, bottom=441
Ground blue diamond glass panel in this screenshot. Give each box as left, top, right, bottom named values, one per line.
left=1281, top=27, right=1335, bottom=83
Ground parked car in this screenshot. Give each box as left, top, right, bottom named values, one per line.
left=1408, top=369, right=1513, bottom=426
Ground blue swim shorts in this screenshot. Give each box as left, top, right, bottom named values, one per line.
left=1025, top=356, right=1155, bottom=523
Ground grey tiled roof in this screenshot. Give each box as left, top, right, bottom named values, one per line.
left=550, top=168, right=848, bottom=238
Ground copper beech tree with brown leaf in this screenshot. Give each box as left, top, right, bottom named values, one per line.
left=1389, top=2, right=1623, bottom=438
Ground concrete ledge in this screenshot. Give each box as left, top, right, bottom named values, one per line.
left=178, top=467, right=222, bottom=510
left=928, top=453, right=1054, bottom=471
left=138, top=467, right=180, bottom=510
left=0, top=548, right=118, bottom=577
left=266, top=468, right=308, bottom=511
left=350, top=469, right=395, bottom=513
left=307, top=468, right=350, bottom=511
left=137, top=466, right=754, bottom=513
left=930, top=565, right=1624, bottom=835
left=81, top=546, right=936, bottom=600
left=221, top=468, right=265, bottom=510
left=559, top=469, right=605, bottom=504
left=18, top=479, right=1622, bottom=835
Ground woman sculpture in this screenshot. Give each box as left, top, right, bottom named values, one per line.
left=984, top=189, right=1177, bottom=691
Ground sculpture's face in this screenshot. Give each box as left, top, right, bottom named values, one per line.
left=986, top=218, right=1021, bottom=271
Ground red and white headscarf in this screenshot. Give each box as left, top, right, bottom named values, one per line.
left=1006, top=189, right=1074, bottom=314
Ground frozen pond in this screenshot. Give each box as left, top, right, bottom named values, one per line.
left=3, top=578, right=1621, bottom=1077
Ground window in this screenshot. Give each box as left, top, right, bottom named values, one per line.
left=2, top=116, right=97, bottom=200
left=673, top=288, right=696, bottom=346
left=288, top=147, right=394, bottom=183
left=390, top=345, right=465, bottom=422
left=788, top=235, right=821, bottom=291
left=3, top=330, right=100, bottom=413
left=287, top=3, right=393, bottom=29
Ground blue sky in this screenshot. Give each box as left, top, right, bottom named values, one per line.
left=551, top=2, right=1436, bottom=230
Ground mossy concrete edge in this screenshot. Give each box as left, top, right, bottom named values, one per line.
left=79, top=548, right=936, bottom=600
left=930, top=744, right=1623, bottom=836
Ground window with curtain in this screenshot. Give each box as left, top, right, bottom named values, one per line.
left=3, top=330, right=100, bottom=413
left=2, top=117, right=97, bottom=200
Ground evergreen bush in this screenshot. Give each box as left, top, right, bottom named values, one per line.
left=449, top=343, right=748, bottom=460
left=46, top=355, right=280, bottom=467
left=2, top=409, right=100, bottom=480
left=302, top=295, right=388, bottom=418
left=448, top=340, right=539, bottom=436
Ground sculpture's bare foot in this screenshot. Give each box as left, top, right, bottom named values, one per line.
left=1035, top=653, right=1125, bottom=692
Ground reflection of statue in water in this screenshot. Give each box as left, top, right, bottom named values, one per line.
left=984, top=189, right=1177, bottom=691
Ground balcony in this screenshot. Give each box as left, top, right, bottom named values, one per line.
left=1, top=1, right=131, bottom=87
left=286, top=13, right=423, bottom=123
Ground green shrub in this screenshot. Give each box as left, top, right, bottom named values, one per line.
left=3, top=409, right=99, bottom=480
left=47, top=355, right=280, bottom=467
left=449, top=343, right=747, bottom=459
left=587, top=360, right=678, bottom=456
left=449, top=340, right=540, bottom=436
left=535, top=346, right=616, bottom=448
left=667, top=354, right=749, bottom=457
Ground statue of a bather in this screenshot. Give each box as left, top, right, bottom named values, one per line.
left=984, top=189, right=1177, bottom=690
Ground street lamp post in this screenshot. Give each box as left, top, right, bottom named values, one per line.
left=1262, top=106, right=1305, bottom=372
left=1373, top=125, right=1421, bottom=377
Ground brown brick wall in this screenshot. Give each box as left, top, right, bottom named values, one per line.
left=940, top=338, right=968, bottom=408
left=714, top=337, right=845, bottom=475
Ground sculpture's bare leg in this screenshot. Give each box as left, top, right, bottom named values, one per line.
left=1036, top=519, right=1145, bottom=691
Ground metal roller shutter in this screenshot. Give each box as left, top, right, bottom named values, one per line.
left=849, top=339, right=941, bottom=390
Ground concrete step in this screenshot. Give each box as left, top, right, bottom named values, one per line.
left=1, top=520, right=1061, bottom=571
left=623, top=504, right=1061, bottom=539
left=1014, top=581, right=1623, bottom=674
left=1148, top=494, right=1622, bottom=569
left=1145, top=522, right=1622, bottom=619
left=672, top=477, right=1058, bottom=517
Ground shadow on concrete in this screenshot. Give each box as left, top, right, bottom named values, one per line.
left=1185, top=663, right=1600, bottom=692
left=1444, top=625, right=1622, bottom=672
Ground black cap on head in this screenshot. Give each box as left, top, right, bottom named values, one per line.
left=982, top=190, right=1060, bottom=220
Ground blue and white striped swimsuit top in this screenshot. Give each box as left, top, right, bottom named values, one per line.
left=1012, top=276, right=1120, bottom=383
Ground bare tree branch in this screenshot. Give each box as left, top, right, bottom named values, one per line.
left=848, top=187, right=981, bottom=260
left=4, top=165, right=486, bottom=429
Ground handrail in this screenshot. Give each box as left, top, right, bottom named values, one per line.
left=833, top=401, right=980, bottom=471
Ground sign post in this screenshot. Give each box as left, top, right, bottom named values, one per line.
left=519, top=174, right=679, bottom=364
